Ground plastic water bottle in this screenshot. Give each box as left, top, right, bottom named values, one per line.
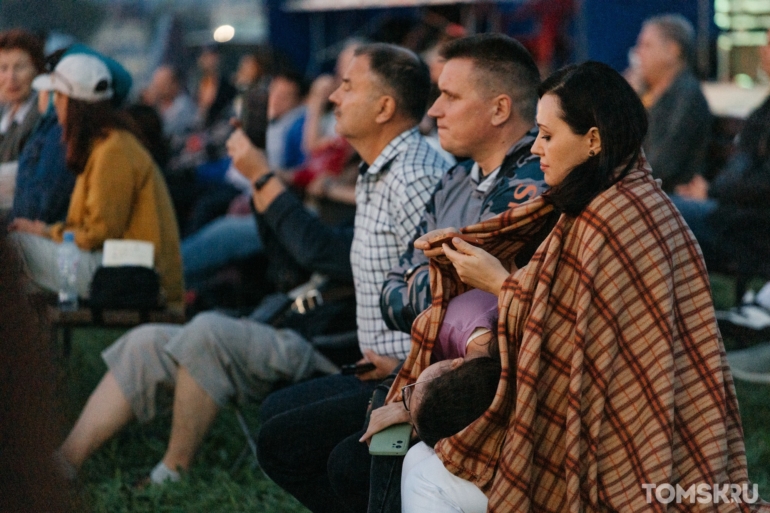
left=57, top=231, right=79, bottom=311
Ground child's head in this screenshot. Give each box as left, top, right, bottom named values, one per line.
left=410, top=356, right=501, bottom=448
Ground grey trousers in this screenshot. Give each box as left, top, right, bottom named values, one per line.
left=102, top=311, right=339, bottom=422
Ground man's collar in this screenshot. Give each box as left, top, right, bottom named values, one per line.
left=471, top=126, right=538, bottom=182
left=358, top=126, right=420, bottom=176
left=0, top=94, right=36, bottom=133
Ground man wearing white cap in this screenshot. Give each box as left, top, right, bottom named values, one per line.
left=9, top=53, right=184, bottom=308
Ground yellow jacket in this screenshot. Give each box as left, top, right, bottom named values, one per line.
left=51, top=130, right=184, bottom=306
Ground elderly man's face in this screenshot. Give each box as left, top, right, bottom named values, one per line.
left=635, top=24, right=680, bottom=85
left=328, top=54, right=385, bottom=144
left=0, top=48, right=36, bottom=106
left=267, top=76, right=301, bottom=121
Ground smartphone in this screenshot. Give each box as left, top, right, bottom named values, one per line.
left=369, top=423, right=412, bottom=456
left=427, top=232, right=484, bottom=250
left=340, top=362, right=376, bottom=375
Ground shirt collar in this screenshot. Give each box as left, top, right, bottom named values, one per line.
left=359, top=126, right=420, bottom=176
left=0, top=94, right=36, bottom=133
left=469, top=127, right=538, bottom=192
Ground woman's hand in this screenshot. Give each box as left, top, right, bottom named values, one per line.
left=8, top=218, right=49, bottom=237
left=413, top=227, right=458, bottom=259
left=359, top=402, right=411, bottom=445
left=443, top=238, right=511, bottom=296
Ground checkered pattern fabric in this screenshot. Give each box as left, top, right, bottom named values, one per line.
left=389, top=157, right=765, bottom=511
left=351, top=127, right=449, bottom=358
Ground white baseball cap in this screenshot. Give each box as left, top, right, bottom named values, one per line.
left=32, top=53, right=113, bottom=102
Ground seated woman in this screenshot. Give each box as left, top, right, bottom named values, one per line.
left=8, top=53, right=183, bottom=308
left=11, top=45, right=133, bottom=227
left=385, top=61, right=763, bottom=511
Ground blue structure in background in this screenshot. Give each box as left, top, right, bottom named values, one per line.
left=582, top=0, right=708, bottom=72
left=265, top=0, right=714, bottom=77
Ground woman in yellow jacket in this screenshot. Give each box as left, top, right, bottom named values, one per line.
left=9, top=53, right=183, bottom=307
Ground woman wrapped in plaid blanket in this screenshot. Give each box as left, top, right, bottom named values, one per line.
left=382, top=62, right=767, bottom=512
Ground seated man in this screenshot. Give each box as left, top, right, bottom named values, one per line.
left=631, top=13, right=712, bottom=192
left=257, top=34, right=552, bottom=513
left=57, top=42, right=448, bottom=485
left=670, top=27, right=770, bottom=275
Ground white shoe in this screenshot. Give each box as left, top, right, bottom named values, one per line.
left=715, top=304, right=770, bottom=331
left=149, top=461, right=181, bottom=484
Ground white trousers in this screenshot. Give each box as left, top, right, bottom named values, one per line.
left=401, top=442, right=488, bottom=513
left=11, top=232, right=102, bottom=298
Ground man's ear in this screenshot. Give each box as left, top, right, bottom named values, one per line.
left=490, top=94, right=513, bottom=127
left=375, top=95, right=397, bottom=124
left=450, top=357, right=464, bottom=370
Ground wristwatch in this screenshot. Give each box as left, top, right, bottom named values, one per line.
left=404, top=262, right=428, bottom=283
left=254, top=172, right=275, bottom=191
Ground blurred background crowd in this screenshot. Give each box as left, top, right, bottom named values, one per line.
left=1, top=0, right=768, bottom=311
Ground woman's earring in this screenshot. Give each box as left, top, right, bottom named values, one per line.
left=589, top=150, right=595, bottom=157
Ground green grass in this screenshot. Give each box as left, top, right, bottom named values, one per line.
left=60, top=328, right=309, bottom=513
left=59, top=274, right=769, bottom=510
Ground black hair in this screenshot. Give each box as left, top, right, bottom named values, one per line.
left=125, top=104, right=170, bottom=170
left=440, top=33, right=540, bottom=122
left=538, top=61, right=648, bottom=216
left=413, top=357, right=501, bottom=448
left=354, top=43, right=431, bottom=123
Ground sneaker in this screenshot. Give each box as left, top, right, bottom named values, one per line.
left=715, top=304, right=770, bottom=344
left=148, top=461, right=181, bottom=485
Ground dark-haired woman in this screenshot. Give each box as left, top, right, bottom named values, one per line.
left=389, top=61, right=763, bottom=511
left=8, top=53, right=183, bottom=308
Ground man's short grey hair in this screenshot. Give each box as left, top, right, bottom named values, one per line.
left=644, top=14, right=695, bottom=68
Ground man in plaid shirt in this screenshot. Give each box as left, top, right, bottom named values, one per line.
left=257, top=43, right=449, bottom=511
left=259, top=35, right=551, bottom=513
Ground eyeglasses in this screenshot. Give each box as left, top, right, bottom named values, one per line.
left=401, top=377, right=439, bottom=412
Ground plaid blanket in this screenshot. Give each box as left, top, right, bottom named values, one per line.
left=388, top=160, right=765, bottom=511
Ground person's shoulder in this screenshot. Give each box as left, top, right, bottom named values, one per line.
left=394, top=131, right=451, bottom=181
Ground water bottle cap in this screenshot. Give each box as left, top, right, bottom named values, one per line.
left=63, top=231, right=75, bottom=243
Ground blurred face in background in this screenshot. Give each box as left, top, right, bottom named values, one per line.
left=197, top=49, right=220, bottom=76
left=148, top=66, right=180, bottom=105
left=53, top=90, right=68, bottom=127
left=235, top=55, right=261, bottom=88
left=267, top=76, right=301, bottom=121
left=634, top=23, right=681, bottom=86
left=36, top=89, right=49, bottom=114
left=0, top=48, right=37, bottom=107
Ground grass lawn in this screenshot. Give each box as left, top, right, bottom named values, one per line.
left=60, top=274, right=769, bottom=511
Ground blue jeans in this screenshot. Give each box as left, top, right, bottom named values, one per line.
left=670, top=195, right=718, bottom=265
left=181, top=215, right=262, bottom=288
left=258, top=374, right=376, bottom=513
